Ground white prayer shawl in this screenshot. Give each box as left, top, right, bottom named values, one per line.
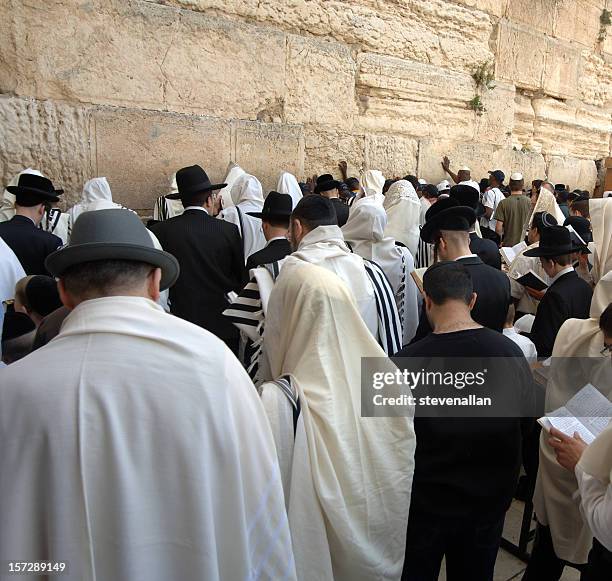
left=220, top=174, right=266, bottom=262
left=383, top=179, right=421, bottom=257
left=263, top=261, right=416, bottom=580
left=1, top=168, right=44, bottom=222
left=152, top=173, right=183, bottom=221
left=527, top=190, right=565, bottom=228
left=532, top=203, right=612, bottom=564
left=217, top=161, right=246, bottom=210
left=0, top=238, right=26, bottom=359
left=0, top=296, right=296, bottom=581
left=589, top=198, right=612, bottom=284
left=276, top=171, right=303, bottom=209
left=360, top=169, right=386, bottom=204
left=289, top=225, right=378, bottom=340
left=342, top=197, right=419, bottom=344
left=68, top=178, right=125, bottom=232
left=41, top=208, right=70, bottom=244
left=507, top=241, right=551, bottom=314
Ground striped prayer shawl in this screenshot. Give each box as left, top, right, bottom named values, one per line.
left=362, top=259, right=403, bottom=355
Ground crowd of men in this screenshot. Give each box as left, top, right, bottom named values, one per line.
left=0, top=157, right=611, bottom=581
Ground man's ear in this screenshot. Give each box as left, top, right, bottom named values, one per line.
left=468, top=292, right=477, bottom=310
left=147, top=268, right=162, bottom=302
left=423, top=292, right=433, bottom=312
left=57, top=279, right=76, bottom=310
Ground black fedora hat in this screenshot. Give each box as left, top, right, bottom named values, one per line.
left=247, top=191, right=292, bottom=220
left=450, top=184, right=486, bottom=218
left=165, top=165, right=226, bottom=200
left=524, top=225, right=582, bottom=258
left=45, top=209, right=180, bottom=291
left=7, top=173, right=61, bottom=203
left=314, top=173, right=341, bottom=194
left=420, top=197, right=476, bottom=243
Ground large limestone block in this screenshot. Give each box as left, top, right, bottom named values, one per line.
left=474, top=82, right=516, bottom=148
left=454, top=0, right=508, bottom=18
left=496, top=21, right=580, bottom=99
left=92, top=107, right=231, bottom=211
left=416, top=140, right=499, bottom=184
left=512, top=92, right=537, bottom=151
left=0, top=96, right=92, bottom=207
left=356, top=53, right=475, bottom=141
left=284, top=35, right=357, bottom=130
left=553, top=0, right=602, bottom=47
left=0, top=0, right=17, bottom=94
left=506, top=0, right=556, bottom=35
left=531, top=98, right=611, bottom=159
left=417, top=140, right=546, bottom=186
left=234, top=121, right=304, bottom=193
left=303, top=128, right=365, bottom=179
left=364, top=135, right=418, bottom=178
left=9, top=0, right=286, bottom=120
left=173, top=0, right=493, bottom=72
left=579, top=52, right=612, bottom=109
left=496, top=21, right=548, bottom=92
left=541, top=37, right=580, bottom=99
left=546, top=156, right=598, bottom=191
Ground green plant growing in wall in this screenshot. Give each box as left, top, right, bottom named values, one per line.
left=468, top=60, right=494, bottom=116
left=599, top=9, right=611, bottom=42
left=468, top=95, right=486, bottom=115
left=472, top=61, right=496, bottom=91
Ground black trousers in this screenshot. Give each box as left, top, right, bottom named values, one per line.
left=582, top=539, right=612, bottom=581
left=521, top=524, right=586, bottom=581
left=402, top=510, right=505, bottom=581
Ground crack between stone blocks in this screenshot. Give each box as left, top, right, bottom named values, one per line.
left=158, top=13, right=182, bottom=106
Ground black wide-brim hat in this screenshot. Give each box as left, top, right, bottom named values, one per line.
left=524, top=225, right=585, bottom=258
left=7, top=173, right=61, bottom=202
left=450, top=184, right=486, bottom=218
left=166, top=164, right=226, bottom=200
left=314, top=173, right=341, bottom=194
left=420, top=197, right=476, bottom=244
left=46, top=209, right=180, bottom=291
left=247, top=191, right=293, bottom=220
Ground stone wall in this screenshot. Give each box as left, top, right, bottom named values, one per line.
left=1, top=0, right=611, bottom=211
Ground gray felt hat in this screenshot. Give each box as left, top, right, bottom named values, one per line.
left=45, top=209, right=180, bottom=291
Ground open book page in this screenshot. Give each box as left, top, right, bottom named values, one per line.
left=410, top=267, right=428, bottom=294
left=539, top=384, right=612, bottom=445
left=566, top=384, right=612, bottom=438
left=500, top=240, right=527, bottom=266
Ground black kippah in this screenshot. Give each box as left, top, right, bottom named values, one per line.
left=292, top=195, right=337, bottom=223
left=25, top=275, right=63, bottom=317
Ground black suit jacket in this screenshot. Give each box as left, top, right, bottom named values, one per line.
left=245, top=238, right=291, bottom=270
left=470, top=232, right=501, bottom=270
left=330, top=198, right=349, bottom=227
left=0, top=215, right=62, bottom=275
left=150, top=209, right=246, bottom=340
left=529, top=270, right=592, bottom=358
left=411, top=256, right=511, bottom=343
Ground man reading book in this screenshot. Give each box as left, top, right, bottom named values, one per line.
left=523, top=225, right=593, bottom=358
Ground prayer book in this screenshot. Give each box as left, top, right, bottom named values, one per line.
left=499, top=241, right=527, bottom=266
left=514, top=269, right=548, bottom=291
left=538, top=384, right=612, bottom=445
left=410, top=267, right=428, bottom=294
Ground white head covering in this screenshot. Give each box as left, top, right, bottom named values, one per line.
left=217, top=162, right=246, bottom=210
left=276, top=171, right=302, bottom=209
left=229, top=174, right=264, bottom=213
left=458, top=180, right=481, bottom=193
left=360, top=170, right=386, bottom=204
left=68, top=177, right=123, bottom=225
left=589, top=198, right=612, bottom=284
left=382, top=179, right=421, bottom=256
left=265, top=260, right=415, bottom=580
left=1, top=168, right=45, bottom=222
left=0, top=238, right=26, bottom=360
left=529, top=189, right=565, bottom=226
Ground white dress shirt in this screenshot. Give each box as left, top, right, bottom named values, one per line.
left=503, top=327, right=538, bottom=363
left=575, top=466, right=612, bottom=551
